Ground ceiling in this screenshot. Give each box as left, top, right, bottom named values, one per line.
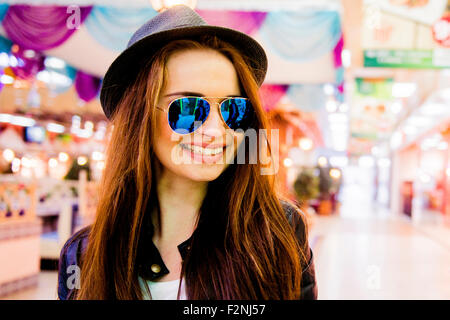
left=0, top=0, right=342, bottom=10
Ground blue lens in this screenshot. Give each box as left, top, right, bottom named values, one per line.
left=220, top=98, right=252, bottom=130
left=168, top=97, right=210, bottom=134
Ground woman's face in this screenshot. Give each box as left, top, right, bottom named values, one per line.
left=153, top=48, right=245, bottom=182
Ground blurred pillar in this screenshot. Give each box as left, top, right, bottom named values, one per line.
left=341, top=0, right=364, bottom=69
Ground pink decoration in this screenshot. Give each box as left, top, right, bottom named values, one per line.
left=196, top=10, right=267, bottom=35
left=75, top=71, right=101, bottom=103
left=259, top=84, right=289, bottom=111
left=2, top=5, right=92, bottom=51
left=333, top=35, right=344, bottom=68
left=10, top=45, right=45, bottom=80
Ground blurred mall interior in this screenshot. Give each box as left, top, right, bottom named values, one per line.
left=0, top=0, right=449, bottom=299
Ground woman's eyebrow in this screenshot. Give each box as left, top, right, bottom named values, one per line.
left=164, top=92, right=241, bottom=97
left=164, top=91, right=203, bottom=97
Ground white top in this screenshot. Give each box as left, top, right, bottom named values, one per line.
left=139, top=276, right=188, bottom=300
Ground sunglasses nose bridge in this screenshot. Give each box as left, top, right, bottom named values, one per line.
left=197, top=99, right=227, bottom=135
left=207, top=100, right=221, bottom=109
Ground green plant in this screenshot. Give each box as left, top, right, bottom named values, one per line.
left=64, top=159, right=91, bottom=181
left=293, top=168, right=319, bottom=203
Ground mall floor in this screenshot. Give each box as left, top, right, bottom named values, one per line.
left=2, top=173, right=450, bottom=300
left=310, top=176, right=450, bottom=299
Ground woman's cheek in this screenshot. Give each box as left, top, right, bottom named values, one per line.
left=154, top=114, right=175, bottom=165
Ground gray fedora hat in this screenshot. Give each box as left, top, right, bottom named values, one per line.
left=100, top=4, right=268, bottom=120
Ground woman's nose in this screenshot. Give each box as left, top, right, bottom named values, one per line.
left=196, top=102, right=227, bottom=138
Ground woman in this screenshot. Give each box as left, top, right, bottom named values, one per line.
left=58, top=5, right=317, bottom=300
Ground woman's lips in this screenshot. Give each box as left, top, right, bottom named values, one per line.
left=180, top=143, right=227, bottom=164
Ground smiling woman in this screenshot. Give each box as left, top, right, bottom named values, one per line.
left=57, top=4, right=317, bottom=300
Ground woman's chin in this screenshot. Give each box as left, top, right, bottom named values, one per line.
left=177, top=163, right=226, bottom=182
left=166, top=145, right=231, bottom=181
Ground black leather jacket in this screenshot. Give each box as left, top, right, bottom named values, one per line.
left=57, top=201, right=318, bottom=300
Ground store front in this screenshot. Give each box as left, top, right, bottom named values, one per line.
left=392, top=117, right=450, bottom=224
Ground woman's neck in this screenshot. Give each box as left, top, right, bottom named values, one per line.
left=153, top=168, right=207, bottom=244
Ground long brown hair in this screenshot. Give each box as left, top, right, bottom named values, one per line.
left=75, top=35, right=308, bottom=299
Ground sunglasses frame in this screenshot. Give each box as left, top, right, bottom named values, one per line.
left=156, top=96, right=252, bottom=134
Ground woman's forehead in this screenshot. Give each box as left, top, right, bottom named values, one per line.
left=163, top=48, right=241, bottom=96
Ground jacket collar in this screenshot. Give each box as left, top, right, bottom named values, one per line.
left=137, top=216, right=194, bottom=281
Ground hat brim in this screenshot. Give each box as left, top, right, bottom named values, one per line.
left=100, top=25, right=268, bottom=120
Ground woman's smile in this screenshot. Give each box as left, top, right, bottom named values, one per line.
left=179, top=142, right=227, bottom=164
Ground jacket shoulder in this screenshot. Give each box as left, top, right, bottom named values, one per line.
left=57, top=225, right=91, bottom=300
left=60, top=225, right=91, bottom=263
left=280, top=199, right=317, bottom=299
left=280, top=199, right=308, bottom=244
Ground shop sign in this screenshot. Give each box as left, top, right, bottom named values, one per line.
left=355, top=77, right=393, bottom=99
left=432, top=15, right=450, bottom=47
left=364, top=49, right=450, bottom=68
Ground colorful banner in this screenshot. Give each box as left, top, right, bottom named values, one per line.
left=259, top=10, right=341, bottom=61
left=85, top=6, right=158, bottom=52
left=2, top=5, right=93, bottom=51
left=196, top=10, right=267, bottom=35
left=0, top=5, right=344, bottom=106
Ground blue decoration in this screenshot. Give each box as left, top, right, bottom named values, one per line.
left=44, top=56, right=78, bottom=94
left=286, top=84, right=327, bottom=112
left=84, top=6, right=158, bottom=52
left=0, top=4, right=9, bottom=22
left=335, top=67, right=345, bottom=86
left=335, top=90, right=345, bottom=103
left=259, top=10, right=342, bottom=61
left=0, top=35, right=12, bottom=53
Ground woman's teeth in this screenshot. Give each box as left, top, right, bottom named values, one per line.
left=181, top=144, right=224, bottom=156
